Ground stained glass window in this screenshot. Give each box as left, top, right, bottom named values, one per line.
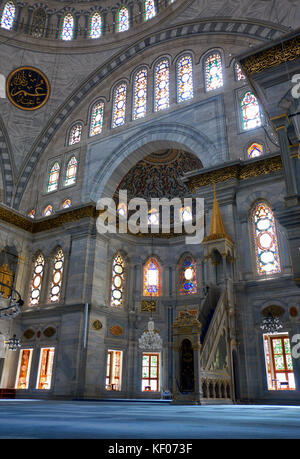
left=1, top=1, right=15, bottom=30
left=29, top=253, right=45, bottom=306
left=177, top=55, right=193, bottom=102
left=241, top=92, right=262, bottom=130
left=90, top=100, right=104, bottom=136
left=248, top=143, right=263, bottom=159
left=69, top=123, right=82, bottom=145
left=117, top=7, right=129, bottom=32
left=89, top=12, right=102, bottom=39
left=180, top=206, right=192, bottom=223
left=264, top=334, right=295, bottom=390
left=28, top=209, right=35, bottom=219
left=64, top=156, right=78, bottom=187
left=117, top=202, right=127, bottom=217
left=144, top=0, right=156, bottom=21
left=106, top=350, right=122, bottom=391
left=252, top=202, right=281, bottom=276
left=43, top=205, right=53, bottom=217
left=37, top=347, right=55, bottom=389
left=179, top=255, right=197, bottom=295
left=62, top=198, right=71, bottom=209
left=143, top=257, right=161, bottom=297
left=235, top=62, right=246, bottom=81
left=110, top=253, right=125, bottom=307
left=47, top=162, right=60, bottom=192
left=112, top=83, right=127, bottom=128
left=142, top=353, right=159, bottom=391
left=133, top=68, right=147, bottom=120
left=49, top=249, right=64, bottom=303
left=154, top=59, right=169, bottom=112
left=61, top=13, right=74, bottom=41
left=205, top=53, right=223, bottom=92
left=15, top=349, right=33, bottom=389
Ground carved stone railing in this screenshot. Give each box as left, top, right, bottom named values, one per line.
left=200, top=373, right=231, bottom=400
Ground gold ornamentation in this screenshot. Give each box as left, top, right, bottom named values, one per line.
left=43, top=327, right=56, bottom=338
left=141, top=299, right=156, bottom=312
left=23, top=329, right=35, bottom=339
left=110, top=325, right=123, bottom=336
left=6, top=66, right=50, bottom=110
left=241, top=37, right=300, bottom=75
left=92, top=319, right=103, bottom=330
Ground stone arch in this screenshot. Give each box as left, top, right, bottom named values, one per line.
left=90, top=124, right=214, bottom=203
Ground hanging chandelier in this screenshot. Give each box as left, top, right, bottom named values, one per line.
left=0, top=281, right=24, bottom=320
left=138, top=317, right=163, bottom=351
left=5, top=334, right=21, bottom=351
left=260, top=313, right=283, bottom=334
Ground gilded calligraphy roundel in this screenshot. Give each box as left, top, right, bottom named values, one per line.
left=6, top=66, right=50, bottom=111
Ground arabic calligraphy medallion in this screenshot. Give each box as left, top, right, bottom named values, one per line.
left=6, top=66, right=50, bottom=110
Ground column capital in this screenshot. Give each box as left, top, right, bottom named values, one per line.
left=270, top=113, right=290, bottom=131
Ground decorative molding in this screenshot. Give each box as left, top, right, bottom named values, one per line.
left=141, top=299, right=156, bottom=312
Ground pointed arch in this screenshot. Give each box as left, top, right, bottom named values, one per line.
left=235, top=62, right=246, bottom=81
left=117, top=6, right=129, bottom=32
left=154, top=58, right=169, bottom=112
left=251, top=201, right=281, bottom=276
left=61, top=12, right=74, bottom=41
left=204, top=51, right=223, bottom=92
left=178, top=253, right=197, bottom=295
left=247, top=142, right=263, bottom=159
left=241, top=91, right=262, bottom=130
left=64, top=155, right=78, bottom=187
left=144, top=0, right=156, bottom=21
left=68, top=122, right=82, bottom=145
left=89, top=11, right=102, bottom=39
left=30, top=7, right=46, bottom=38
left=110, top=252, right=126, bottom=307
left=29, top=252, right=45, bottom=306
left=47, top=162, right=60, bottom=192
left=49, top=248, right=64, bottom=303
left=1, top=1, right=16, bottom=30
left=89, top=100, right=104, bottom=136
left=143, top=257, right=161, bottom=297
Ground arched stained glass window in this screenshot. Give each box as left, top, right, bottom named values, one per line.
left=112, top=83, right=127, bottom=128
left=28, top=209, right=35, bottom=219
left=69, top=123, right=82, bottom=145
left=62, top=198, right=71, bottom=209
left=43, top=205, right=53, bottom=217
left=133, top=68, right=147, bottom=120
left=1, top=1, right=15, bottom=30
left=90, top=100, right=104, bottom=136
left=144, top=0, right=156, bottom=21
left=252, top=202, right=281, bottom=276
left=205, top=52, right=223, bottom=92
left=30, top=7, right=46, bottom=38
left=241, top=92, right=262, bottom=130
left=89, top=12, right=102, bottom=39
left=49, top=249, right=64, bottom=303
left=29, top=253, right=45, bottom=306
left=177, top=55, right=193, bottom=103
left=47, top=162, right=60, bottom=193
left=64, top=156, right=78, bottom=186
left=248, top=143, right=263, bottom=159
left=143, top=258, right=161, bottom=297
left=154, top=59, right=169, bottom=112
left=110, top=253, right=125, bottom=307
left=179, top=255, right=197, bottom=295
left=117, top=7, right=129, bottom=32
left=61, top=13, right=74, bottom=41
left=235, top=62, right=246, bottom=81
left=179, top=206, right=192, bottom=223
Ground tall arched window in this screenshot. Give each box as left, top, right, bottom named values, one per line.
left=247, top=143, right=263, bottom=159
left=112, top=82, right=127, bottom=128
left=61, top=13, right=74, bottom=41
left=154, top=59, right=169, bottom=112
left=110, top=253, right=125, bottom=307
left=30, top=7, right=46, bottom=38
left=69, top=123, right=82, bottom=145
left=235, top=62, right=246, bottom=81
left=252, top=202, right=281, bottom=276
left=143, top=257, right=161, bottom=297
left=64, top=156, right=78, bottom=186
left=177, top=54, right=193, bottom=103
left=144, top=0, right=156, bottom=21
left=133, top=68, right=147, bottom=120
left=241, top=91, right=262, bottom=130
left=29, top=253, right=45, bottom=306
left=47, top=162, right=60, bottom=193
left=117, top=7, right=129, bottom=32
left=1, top=1, right=15, bottom=30
left=49, top=249, right=64, bottom=303
left=179, top=255, right=197, bottom=295
left=89, top=12, right=102, bottom=39
left=205, top=52, right=223, bottom=92
left=90, top=100, right=104, bottom=136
